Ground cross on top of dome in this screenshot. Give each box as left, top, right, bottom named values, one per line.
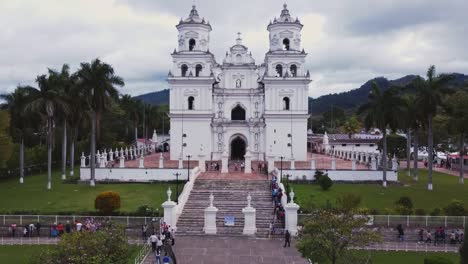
left=189, top=5, right=199, bottom=19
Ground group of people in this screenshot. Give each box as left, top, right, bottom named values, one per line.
left=6, top=217, right=103, bottom=238
left=207, top=162, right=220, bottom=171
left=418, top=226, right=465, bottom=245
left=271, top=176, right=286, bottom=225
left=147, top=222, right=177, bottom=264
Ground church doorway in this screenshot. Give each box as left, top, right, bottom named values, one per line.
left=230, top=135, right=246, bottom=160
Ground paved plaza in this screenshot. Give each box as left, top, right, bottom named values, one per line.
left=144, top=236, right=309, bottom=264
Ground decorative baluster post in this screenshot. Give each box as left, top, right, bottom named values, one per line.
left=285, top=189, right=300, bottom=236
left=204, top=193, right=218, bottom=234
left=80, top=152, right=86, bottom=167
left=242, top=193, right=256, bottom=235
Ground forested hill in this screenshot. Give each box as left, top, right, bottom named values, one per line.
left=134, top=73, right=467, bottom=113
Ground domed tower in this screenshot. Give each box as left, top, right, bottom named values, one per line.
left=168, top=5, right=216, bottom=160
left=262, top=4, right=311, bottom=161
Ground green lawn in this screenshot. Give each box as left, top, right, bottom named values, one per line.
left=367, top=251, right=459, bottom=264
left=0, top=169, right=182, bottom=214
left=0, top=245, right=140, bottom=264
left=292, top=169, right=468, bottom=213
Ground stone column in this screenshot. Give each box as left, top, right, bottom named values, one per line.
left=392, top=154, right=398, bottom=171
left=359, top=152, right=364, bottom=164
left=119, top=155, right=125, bottom=168
left=199, top=153, right=207, bottom=172
left=221, top=151, right=229, bottom=173
left=80, top=152, right=86, bottom=167
left=331, top=157, right=336, bottom=170
left=178, top=154, right=183, bottom=169
left=310, top=159, right=316, bottom=170
left=139, top=154, right=144, bottom=168
left=162, top=188, right=177, bottom=228
left=285, top=189, right=300, bottom=236
left=244, top=148, right=252, bottom=174
left=204, top=193, right=218, bottom=235
left=242, top=193, right=256, bottom=235
left=159, top=152, right=164, bottom=169
left=371, top=154, right=377, bottom=170
left=99, top=155, right=106, bottom=168
left=352, top=157, right=356, bottom=171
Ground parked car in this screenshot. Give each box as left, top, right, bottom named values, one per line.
left=410, top=147, right=446, bottom=161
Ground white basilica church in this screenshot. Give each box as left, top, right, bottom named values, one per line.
left=168, top=4, right=311, bottom=163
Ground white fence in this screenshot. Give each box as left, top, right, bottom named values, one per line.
left=80, top=167, right=189, bottom=182
left=298, top=214, right=467, bottom=228
left=284, top=169, right=398, bottom=182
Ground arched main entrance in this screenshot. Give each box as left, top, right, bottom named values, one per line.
left=230, top=135, right=246, bottom=160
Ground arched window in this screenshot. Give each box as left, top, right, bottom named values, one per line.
left=283, top=38, right=290, bottom=50
left=283, top=97, right=290, bottom=110
left=188, top=96, right=195, bottom=110
left=275, top=64, right=283, bottom=77
left=290, top=64, right=297, bottom=77
left=195, top=64, right=202, bottom=77
left=181, top=64, right=188, bottom=77
left=189, top=39, right=196, bottom=51
left=231, top=105, right=246, bottom=120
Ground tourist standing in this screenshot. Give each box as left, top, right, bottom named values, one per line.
left=149, top=233, right=158, bottom=252
left=284, top=230, right=291, bottom=247
left=65, top=221, right=71, bottom=233
left=155, top=248, right=162, bottom=264
left=35, top=222, right=41, bottom=236
left=142, top=224, right=148, bottom=242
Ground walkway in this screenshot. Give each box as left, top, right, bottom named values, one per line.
left=144, top=236, right=309, bottom=264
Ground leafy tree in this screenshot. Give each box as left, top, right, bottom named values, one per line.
left=318, top=174, right=333, bottom=191
left=378, top=134, right=407, bottom=158
left=322, top=105, right=346, bottom=132
left=31, top=222, right=129, bottom=264
left=76, top=58, right=124, bottom=187
left=0, top=111, right=13, bottom=168
left=24, top=67, right=70, bottom=190
left=444, top=90, right=468, bottom=184
left=336, top=193, right=361, bottom=212
left=358, top=82, right=402, bottom=187
left=342, top=115, right=361, bottom=138
left=297, top=210, right=381, bottom=264
left=0, top=87, right=30, bottom=182
left=443, top=199, right=466, bottom=216
left=413, top=65, right=454, bottom=191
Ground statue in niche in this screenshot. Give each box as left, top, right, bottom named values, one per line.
left=236, top=79, right=242, bottom=88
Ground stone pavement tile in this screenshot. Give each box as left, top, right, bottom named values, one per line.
left=206, top=247, right=231, bottom=256
left=261, top=256, right=287, bottom=263
left=202, top=255, right=231, bottom=264
left=180, top=247, right=207, bottom=256
left=239, top=255, right=262, bottom=264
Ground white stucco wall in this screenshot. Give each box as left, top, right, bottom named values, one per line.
left=80, top=168, right=189, bottom=182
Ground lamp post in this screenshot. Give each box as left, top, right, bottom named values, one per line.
left=286, top=173, right=290, bottom=202
left=280, top=156, right=284, bottom=183
left=186, top=155, right=192, bottom=181
left=174, top=172, right=180, bottom=203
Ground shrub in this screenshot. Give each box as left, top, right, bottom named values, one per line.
left=318, top=174, right=333, bottom=191
left=443, top=199, right=466, bottom=216
left=394, top=205, right=413, bottom=215
left=395, top=196, right=413, bottom=210
left=135, top=204, right=157, bottom=217
left=336, top=193, right=361, bottom=212
left=314, top=170, right=325, bottom=182
left=95, top=191, right=121, bottom=214
left=430, top=207, right=442, bottom=216
left=423, top=256, right=454, bottom=264
left=414, top=208, right=427, bottom=216
left=368, top=208, right=380, bottom=215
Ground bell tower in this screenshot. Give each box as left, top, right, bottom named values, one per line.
left=262, top=4, right=311, bottom=161
left=168, top=5, right=216, bottom=161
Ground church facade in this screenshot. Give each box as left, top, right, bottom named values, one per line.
left=168, top=4, right=311, bottom=162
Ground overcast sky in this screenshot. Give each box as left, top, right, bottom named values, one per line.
left=1, top=0, right=467, bottom=98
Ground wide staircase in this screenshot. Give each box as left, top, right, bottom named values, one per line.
left=176, top=176, right=277, bottom=237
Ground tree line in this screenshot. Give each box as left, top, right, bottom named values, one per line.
left=0, top=59, right=169, bottom=189
left=357, top=65, right=468, bottom=190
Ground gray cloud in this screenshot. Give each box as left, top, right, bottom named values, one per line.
left=1, top=0, right=467, bottom=98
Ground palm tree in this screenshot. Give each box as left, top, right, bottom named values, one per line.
left=413, top=65, right=453, bottom=191
left=76, top=58, right=124, bottom=186
left=0, top=87, right=30, bottom=183
left=444, top=90, right=468, bottom=184
left=399, top=94, right=423, bottom=181
left=358, top=82, right=402, bottom=187
left=24, top=67, right=70, bottom=190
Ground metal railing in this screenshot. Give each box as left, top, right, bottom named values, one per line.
left=298, top=214, right=467, bottom=228
left=134, top=243, right=151, bottom=264
left=0, top=215, right=161, bottom=238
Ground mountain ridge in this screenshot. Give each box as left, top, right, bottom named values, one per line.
left=134, top=73, right=468, bottom=114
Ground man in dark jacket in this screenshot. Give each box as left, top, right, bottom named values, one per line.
left=284, top=230, right=291, bottom=247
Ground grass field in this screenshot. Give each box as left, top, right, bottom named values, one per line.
left=0, top=245, right=140, bottom=264
left=292, top=169, right=468, bottom=213
left=0, top=169, right=182, bottom=214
